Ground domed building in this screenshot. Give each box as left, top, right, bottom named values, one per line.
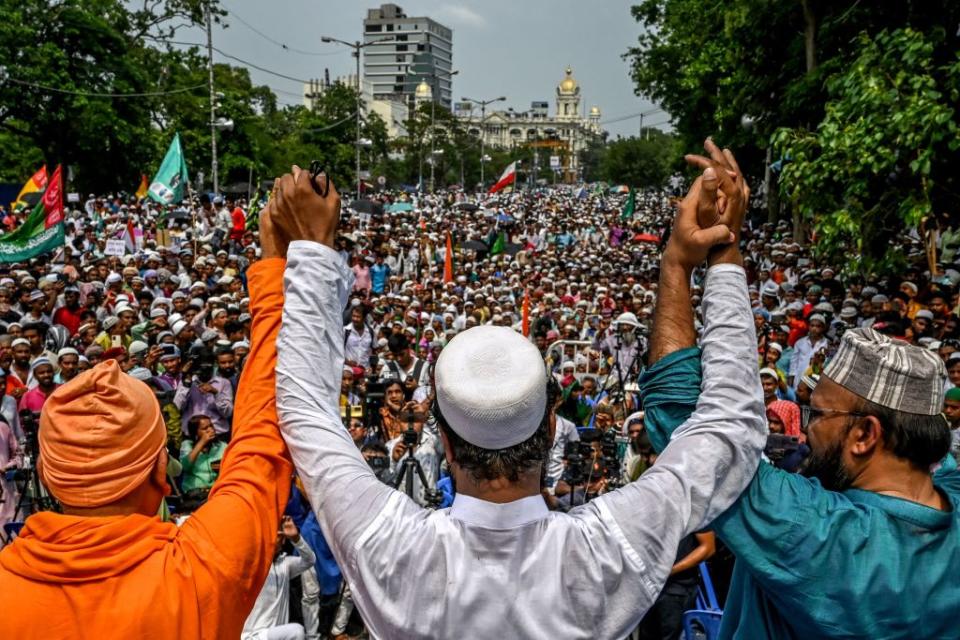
left=455, top=66, right=606, bottom=184
left=414, top=80, right=433, bottom=108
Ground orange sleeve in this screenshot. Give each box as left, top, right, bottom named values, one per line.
left=178, top=258, right=293, bottom=638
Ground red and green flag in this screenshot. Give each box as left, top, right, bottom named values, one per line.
left=0, top=165, right=65, bottom=262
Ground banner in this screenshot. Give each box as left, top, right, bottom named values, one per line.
left=148, top=133, right=189, bottom=205
left=620, top=187, right=636, bottom=221
left=0, top=165, right=64, bottom=262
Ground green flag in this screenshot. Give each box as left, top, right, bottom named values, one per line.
left=620, top=187, right=636, bottom=221
left=148, top=132, right=189, bottom=205
left=246, top=189, right=264, bottom=230
left=0, top=165, right=65, bottom=262
left=490, top=231, right=506, bottom=255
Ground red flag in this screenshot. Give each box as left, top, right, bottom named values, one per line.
left=522, top=288, right=531, bottom=337
left=488, top=161, right=517, bottom=194
left=443, top=231, right=453, bottom=283
left=42, top=165, right=64, bottom=228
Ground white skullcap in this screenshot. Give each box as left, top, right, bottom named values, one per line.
left=435, top=325, right=546, bottom=449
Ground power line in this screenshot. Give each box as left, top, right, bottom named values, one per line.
left=145, top=37, right=311, bottom=85
left=2, top=76, right=206, bottom=98
left=600, top=107, right=665, bottom=125
left=224, top=9, right=347, bottom=57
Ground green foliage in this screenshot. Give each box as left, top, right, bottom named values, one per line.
left=600, top=131, right=677, bottom=188
left=774, top=28, right=960, bottom=272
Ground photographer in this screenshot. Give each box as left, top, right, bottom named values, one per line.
left=180, top=415, right=226, bottom=494
left=174, top=346, right=234, bottom=436
left=381, top=334, right=429, bottom=397
left=386, top=401, right=442, bottom=508
left=378, top=379, right=408, bottom=441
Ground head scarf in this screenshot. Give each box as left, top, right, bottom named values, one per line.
left=38, top=360, right=166, bottom=507
left=767, top=400, right=801, bottom=439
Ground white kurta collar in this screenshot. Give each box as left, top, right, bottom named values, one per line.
left=448, top=493, right=549, bottom=529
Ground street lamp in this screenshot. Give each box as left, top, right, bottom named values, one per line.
left=462, top=95, right=507, bottom=189
left=407, top=65, right=459, bottom=194
left=320, top=35, right=397, bottom=201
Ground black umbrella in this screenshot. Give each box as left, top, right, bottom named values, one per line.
left=463, top=240, right=489, bottom=254
left=503, top=242, right=524, bottom=257
left=349, top=199, right=384, bottom=216
left=454, top=202, right=479, bottom=212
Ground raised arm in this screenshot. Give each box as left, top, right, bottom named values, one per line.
left=271, top=169, right=398, bottom=561
left=179, top=207, right=293, bottom=631
left=587, top=141, right=765, bottom=593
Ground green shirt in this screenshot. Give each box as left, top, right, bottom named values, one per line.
left=639, top=347, right=960, bottom=639
left=179, top=439, right=226, bottom=493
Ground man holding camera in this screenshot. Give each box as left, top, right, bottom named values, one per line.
left=174, top=347, right=234, bottom=435
left=387, top=402, right=442, bottom=508
left=272, top=146, right=765, bottom=638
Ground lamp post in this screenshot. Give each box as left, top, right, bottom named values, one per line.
left=462, top=95, right=506, bottom=190
left=407, top=65, right=459, bottom=194
left=320, top=35, right=397, bottom=200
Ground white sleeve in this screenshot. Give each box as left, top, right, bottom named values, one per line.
left=284, top=537, right=317, bottom=578
left=582, top=264, right=766, bottom=597
left=276, top=242, right=403, bottom=564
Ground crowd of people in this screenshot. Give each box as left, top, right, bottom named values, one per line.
left=0, top=145, right=958, bottom=639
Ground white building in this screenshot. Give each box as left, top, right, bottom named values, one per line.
left=303, top=75, right=410, bottom=140
left=455, top=67, right=605, bottom=182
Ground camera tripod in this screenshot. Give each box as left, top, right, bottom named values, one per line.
left=391, top=426, right=443, bottom=508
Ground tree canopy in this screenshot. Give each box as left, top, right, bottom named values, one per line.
left=626, top=0, right=960, bottom=272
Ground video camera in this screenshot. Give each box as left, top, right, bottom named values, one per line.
left=185, top=345, right=216, bottom=385
left=764, top=434, right=801, bottom=463
left=562, top=428, right=624, bottom=495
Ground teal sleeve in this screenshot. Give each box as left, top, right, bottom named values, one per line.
left=935, top=452, right=957, bottom=478
left=638, top=347, right=702, bottom=453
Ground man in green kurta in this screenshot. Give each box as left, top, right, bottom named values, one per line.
left=641, top=258, right=958, bottom=636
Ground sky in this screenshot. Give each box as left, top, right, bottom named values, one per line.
left=177, top=0, right=666, bottom=139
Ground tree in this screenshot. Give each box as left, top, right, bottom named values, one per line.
left=774, top=28, right=960, bottom=272
left=624, top=0, right=960, bottom=200
left=0, top=0, right=218, bottom=192
left=600, top=132, right=678, bottom=188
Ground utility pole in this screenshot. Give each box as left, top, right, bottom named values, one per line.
left=355, top=41, right=362, bottom=201
left=205, top=2, right=218, bottom=196
left=462, top=95, right=507, bottom=190
left=322, top=35, right=398, bottom=201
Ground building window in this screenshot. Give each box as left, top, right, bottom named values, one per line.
left=396, top=44, right=408, bottom=51
left=366, top=24, right=382, bottom=32
left=386, top=23, right=394, bottom=31
left=417, top=44, right=425, bottom=51
left=394, top=85, right=403, bottom=92
left=397, top=34, right=407, bottom=42
left=395, top=75, right=404, bottom=83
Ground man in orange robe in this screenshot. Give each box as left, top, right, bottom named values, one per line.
left=0, top=210, right=292, bottom=638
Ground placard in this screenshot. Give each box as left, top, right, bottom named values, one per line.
left=104, top=239, right=126, bottom=256
left=66, top=193, right=80, bottom=203
left=549, top=155, right=561, bottom=169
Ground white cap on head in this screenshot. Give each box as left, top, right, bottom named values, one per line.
left=435, top=325, right=546, bottom=449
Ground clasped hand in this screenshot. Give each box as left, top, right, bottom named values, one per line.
left=663, top=138, right=750, bottom=271
left=260, top=165, right=342, bottom=259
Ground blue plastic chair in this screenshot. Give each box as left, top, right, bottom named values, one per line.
left=696, top=562, right=721, bottom=611
left=686, top=562, right=723, bottom=639
left=683, top=610, right=723, bottom=640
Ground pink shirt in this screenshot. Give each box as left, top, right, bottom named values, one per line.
left=19, top=386, right=53, bottom=414
left=352, top=264, right=371, bottom=293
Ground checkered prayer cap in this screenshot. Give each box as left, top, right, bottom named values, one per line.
left=823, top=328, right=946, bottom=415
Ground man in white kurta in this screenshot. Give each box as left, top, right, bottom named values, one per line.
left=272, top=157, right=763, bottom=639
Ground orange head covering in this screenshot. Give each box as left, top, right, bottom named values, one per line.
left=38, top=360, right=166, bottom=507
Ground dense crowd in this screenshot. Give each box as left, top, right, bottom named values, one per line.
left=0, top=178, right=958, bottom=639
